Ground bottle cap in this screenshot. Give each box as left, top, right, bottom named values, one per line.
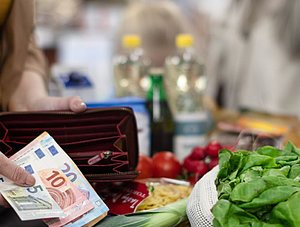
left=176, top=34, right=194, bottom=48
left=122, top=35, right=141, bottom=48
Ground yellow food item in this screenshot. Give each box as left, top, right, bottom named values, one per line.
left=136, top=184, right=192, bottom=212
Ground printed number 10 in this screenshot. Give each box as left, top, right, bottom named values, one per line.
left=46, top=170, right=65, bottom=187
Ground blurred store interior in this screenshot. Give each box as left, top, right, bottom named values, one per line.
left=35, top=0, right=227, bottom=103
left=34, top=0, right=300, bottom=154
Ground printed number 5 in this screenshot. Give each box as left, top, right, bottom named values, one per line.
left=27, top=185, right=43, bottom=193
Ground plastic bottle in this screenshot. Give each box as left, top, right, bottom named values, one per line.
left=165, top=34, right=210, bottom=162
left=146, top=68, right=174, bottom=156
left=113, top=34, right=150, bottom=98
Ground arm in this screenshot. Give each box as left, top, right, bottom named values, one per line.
left=8, top=70, right=86, bottom=112
left=0, top=1, right=85, bottom=207
left=8, top=35, right=86, bottom=113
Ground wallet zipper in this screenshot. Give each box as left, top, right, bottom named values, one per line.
left=88, top=151, right=113, bottom=165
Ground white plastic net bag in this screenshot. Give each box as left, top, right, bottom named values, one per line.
left=186, top=166, right=219, bottom=227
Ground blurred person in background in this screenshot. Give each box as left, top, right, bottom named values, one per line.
left=0, top=0, right=86, bottom=206
left=115, top=0, right=190, bottom=67
left=1, top=0, right=86, bottom=112
left=203, top=0, right=300, bottom=119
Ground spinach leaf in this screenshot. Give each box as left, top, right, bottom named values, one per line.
left=271, top=191, right=300, bottom=227
left=241, top=154, right=278, bottom=173
left=262, top=176, right=300, bottom=187
left=263, top=166, right=290, bottom=177
left=230, top=179, right=268, bottom=202
left=240, top=167, right=263, bottom=182
left=284, top=142, right=300, bottom=156
left=216, top=181, right=232, bottom=200
left=212, top=199, right=260, bottom=227
left=289, top=164, right=300, bottom=179
left=240, top=186, right=299, bottom=209
left=257, top=146, right=286, bottom=157
left=217, top=149, right=233, bottom=180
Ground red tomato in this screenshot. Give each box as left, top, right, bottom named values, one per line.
left=206, top=140, right=222, bottom=157
left=136, top=154, right=154, bottom=179
left=152, top=151, right=181, bottom=179
left=190, top=146, right=206, bottom=160
left=208, top=157, right=219, bottom=170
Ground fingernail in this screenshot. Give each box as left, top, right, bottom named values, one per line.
left=25, top=175, right=35, bottom=186
left=79, top=102, right=86, bottom=107
left=75, top=101, right=86, bottom=108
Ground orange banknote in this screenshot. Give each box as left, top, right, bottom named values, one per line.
left=39, top=168, right=94, bottom=227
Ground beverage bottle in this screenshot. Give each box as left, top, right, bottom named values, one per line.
left=165, top=34, right=211, bottom=162
left=146, top=68, right=174, bottom=156
left=113, top=34, right=151, bottom=98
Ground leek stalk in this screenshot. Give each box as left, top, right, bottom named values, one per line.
left=95, top=198, right=188, bottom=227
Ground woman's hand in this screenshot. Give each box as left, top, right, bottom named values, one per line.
left=0, top=153, right=36, bottom=207
left=12, top=95, right=87, bottom=113
left=8, top=71, right=87, bottom=112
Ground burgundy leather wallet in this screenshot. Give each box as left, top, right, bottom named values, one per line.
left=0, top=107, right=139, bottom=182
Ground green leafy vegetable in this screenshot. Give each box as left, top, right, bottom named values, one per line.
left=271, top=192, right=300, bottom=226
left=289, top=164, right=300, bottom=179
left=263, top=166, right=290, bottom=177
left=240, top=186, right=299, bottom=209
left=230, top=179, right=268, bottom=202
left=212, top=142, right=300, bottom=227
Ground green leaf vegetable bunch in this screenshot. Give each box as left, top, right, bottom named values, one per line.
left=212, top=142, right=300, bottom=227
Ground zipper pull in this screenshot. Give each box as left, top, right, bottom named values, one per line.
left=88, top=151, right=112, bottom=165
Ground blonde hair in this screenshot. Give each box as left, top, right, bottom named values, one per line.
left=116, top=0, right=189, bottom=67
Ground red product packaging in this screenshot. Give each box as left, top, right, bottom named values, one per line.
left=94, top=181, right=150, bottom=215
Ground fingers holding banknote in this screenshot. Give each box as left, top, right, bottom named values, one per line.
left=0, top=152, right=36, bottom=206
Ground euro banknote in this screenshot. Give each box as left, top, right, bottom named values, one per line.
left=8, top=133, right=95, bottom=226
left=0, top=156, right=64, bottom=220
left=34, top=132, right=109, bottom=226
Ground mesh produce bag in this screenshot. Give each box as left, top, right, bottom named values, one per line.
left=186, top=166, right=219, bottom=227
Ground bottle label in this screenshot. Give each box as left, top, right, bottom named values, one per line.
left=134, top=112, right=151, bottom=157
left=174, top=112, right=208, bottom=135
left=174, top=135, right=206, bottom=162
left=174, top=112, right=208, bottom=162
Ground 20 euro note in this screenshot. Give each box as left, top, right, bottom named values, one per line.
left=36, top=132, right=109, bottom=227
left=0, top=159, right=64, bottom=221
left=9, top=134, right=95, bottom=227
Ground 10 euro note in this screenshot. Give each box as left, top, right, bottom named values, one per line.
left=36, top=132, right=109, bottom=227
left=38, top=167, right=94, bottom=227
left=9, top=134, right=95, bottom=227
left=0, top=158, right=64, bottom=221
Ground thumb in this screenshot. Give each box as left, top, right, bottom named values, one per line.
left=0, top=153, right=35, bottom=186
